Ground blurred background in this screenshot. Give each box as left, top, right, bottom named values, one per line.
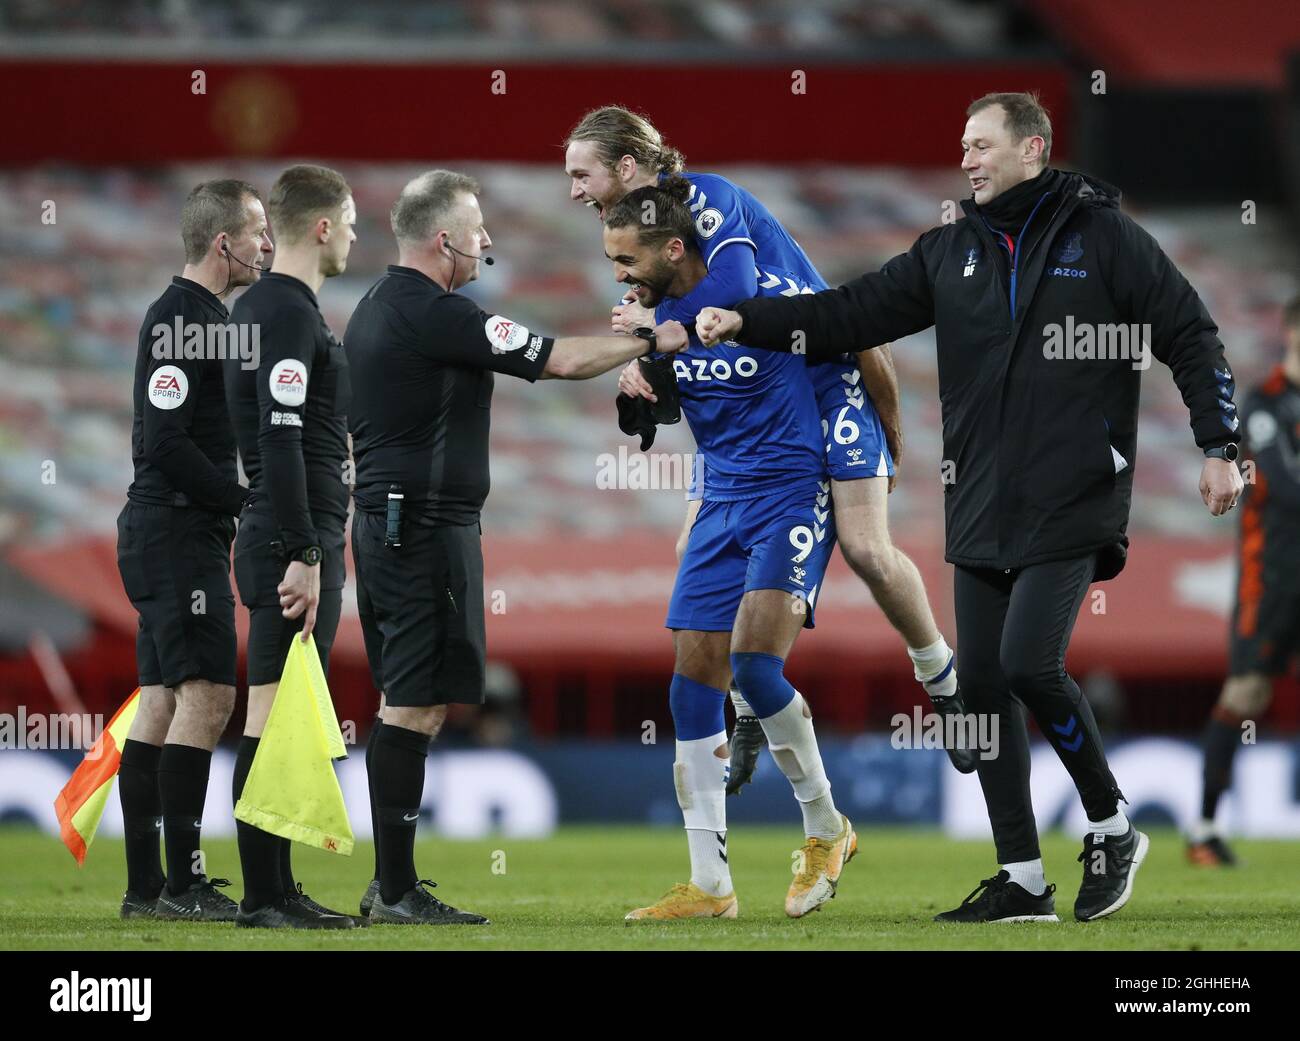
left=1, top=0, right=1298, bottom=840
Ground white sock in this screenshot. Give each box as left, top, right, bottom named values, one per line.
left=686, top=829, right=731, bottom=896
left=674, top=733, right=732, bottom=896
left=757, top=694, right=841, bottom=839
left=908, top=638, right=957, bottom=699
left=1003, top=858, right=1046, bottom=895
left=729, top=685, right=755, bottom=718
left=1088, top=809, right=1130, bottom=837
left=1189, top=817, right=1217, bottom=843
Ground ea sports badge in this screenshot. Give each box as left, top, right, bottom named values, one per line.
left=485, top=315, right=530, bottom=355
left=269, top=358, right=309, bottom=407
left=147, top=365, right=189, bottom=410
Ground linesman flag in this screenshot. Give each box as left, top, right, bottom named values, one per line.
left=55, top=688, right=141, bottom=866
left=235, top=634, right=354, bottom=855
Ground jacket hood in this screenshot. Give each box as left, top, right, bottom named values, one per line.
left=1059, top=170, right=1121, bottom=210
left=959, top=168, right=1122, bottom=222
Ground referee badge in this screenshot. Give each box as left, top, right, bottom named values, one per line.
left=269, top=358, right=308, bottom=406
left=485, top=314, right=531, bottom=354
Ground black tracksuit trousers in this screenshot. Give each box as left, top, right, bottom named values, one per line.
left=954, top=554, right=1125, bottom=863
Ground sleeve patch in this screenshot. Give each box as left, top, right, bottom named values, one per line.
left=269, top=358, right=309, bottom=406
left=695, top=208, right=724, bottom=239
left=147, top=364, right=189, bottom=410
left=485, top=315, right=531, bottom=354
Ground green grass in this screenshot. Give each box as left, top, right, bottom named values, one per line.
left=1, top=826, right=1296, bottom=950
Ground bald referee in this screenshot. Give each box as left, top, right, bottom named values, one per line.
left=345, top=169, right=687, bottom=924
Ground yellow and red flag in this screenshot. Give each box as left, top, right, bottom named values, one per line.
left=54, top=688, right=141, bottom=865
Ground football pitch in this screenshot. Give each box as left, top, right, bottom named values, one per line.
left=2, top=826, right=1296, bottom=951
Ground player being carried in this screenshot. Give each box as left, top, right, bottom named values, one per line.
left=604, top=180, right=854, bottom=920
left=565, top=106, right=972, bottom=784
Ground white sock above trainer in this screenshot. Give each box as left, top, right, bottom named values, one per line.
left=757, top=694, right=841, bottom=839
left=1088, top=809, right=1130, bottom=838
left=1189, top=817, right=1217, bottom=844
left=686, top=829, right=731, bottom=897
left=800, top=793, right=842, bottom=840
left=674, top=733, right=733, bottom=896
left=908, top=638, right=957, bottom=700
left=1003, top=858, right=1046, bottom=896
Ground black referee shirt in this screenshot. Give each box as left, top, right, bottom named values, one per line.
left=344, top=265, right=554, bottom=526
left=127, top=276, right=246, bottom=515
left=225, top=272, right=351, bottom=561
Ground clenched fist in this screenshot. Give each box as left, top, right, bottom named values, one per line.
left=696, top=307, right=743, bottom=347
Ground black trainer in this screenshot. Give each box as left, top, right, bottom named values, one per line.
left=928, top=685, right=979, bottom=774
left=154, top=877, right=239, bottom=921
left=1187, top=834, right=1236, bottom=867
left=359, top=878, right=380, bottom=917
left=1075, top=826, right=1149, bottom=921
left=236, top=898, right=356, bottom=929
left=370, top=879, right=489, bottom=925
left=119, top=884, right=163, bottom=920
left=287, top=883, right=368, bottom=926
left=725, top=715, right=767, bottom=795
left=934, top=870, right=1059, bottom=923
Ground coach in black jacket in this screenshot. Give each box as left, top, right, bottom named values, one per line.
left=698, top=92, right=1244, bottom=924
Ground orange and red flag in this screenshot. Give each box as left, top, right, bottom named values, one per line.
left=54, top=689, right=141, bottom=865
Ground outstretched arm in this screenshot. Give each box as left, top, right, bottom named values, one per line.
left=705, top=234, right=939, bottom=359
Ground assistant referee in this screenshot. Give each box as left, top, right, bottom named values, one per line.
left=226, top=164, right=357, bottom=928
left=344, top=169, right=687, bottom=925
left=116, top=178, right=269, bottom=922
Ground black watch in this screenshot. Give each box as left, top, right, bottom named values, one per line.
left=633, top=326, right=657, bottom=353
left=294, top=545, right=323, bottom=566
left=1204, top=444, right=1240, bottom=463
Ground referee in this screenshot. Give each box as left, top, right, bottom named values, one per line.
left=697, top=92, right=1244, bottom=923
left=116, top=179, right=269, bottom=920
left=344, top=169, right=687, bottom=924
left=225, top=165, right=357, bottom=928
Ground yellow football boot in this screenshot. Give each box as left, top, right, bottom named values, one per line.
left=786, top=815, right=857, bottom=918
left=624, top=882, right=738, bottom=922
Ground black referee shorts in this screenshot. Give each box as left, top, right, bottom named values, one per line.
left=233, top=507, right=345, bottom=686
left=115, top=502, right=237, bottom=689
left=352, top=511, right=486, bottom=707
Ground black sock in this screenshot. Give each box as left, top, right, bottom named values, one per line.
left=118, top=739, right=165, bottom=897
left=158, top=743, right=213, bottom=895
left=366, top=720, right=382, bottom=881
left=279, top=839, right=296, bottom=897
left=232, top=735, right=282, bottom=910
left=1202, top=709, right=1243, bottom=821
left=372, top=723, right=430, bottom=904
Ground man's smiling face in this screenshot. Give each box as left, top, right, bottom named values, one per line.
left=566, top=140, right=627, bottom=220
left=961, top=103, right=1040, bottom=204
left=602, top=224, right=678, bottom=308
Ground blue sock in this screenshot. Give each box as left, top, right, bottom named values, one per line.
left=668, top=674, right=727, bottom=739
left=729, top=652, right=797, bottom=719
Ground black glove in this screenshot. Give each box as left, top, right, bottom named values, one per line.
left=616, top=392, right=658, bottom=451
left=615, top=354, right=681, bottom=451
left=637, top=353, right=681, bottom=425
